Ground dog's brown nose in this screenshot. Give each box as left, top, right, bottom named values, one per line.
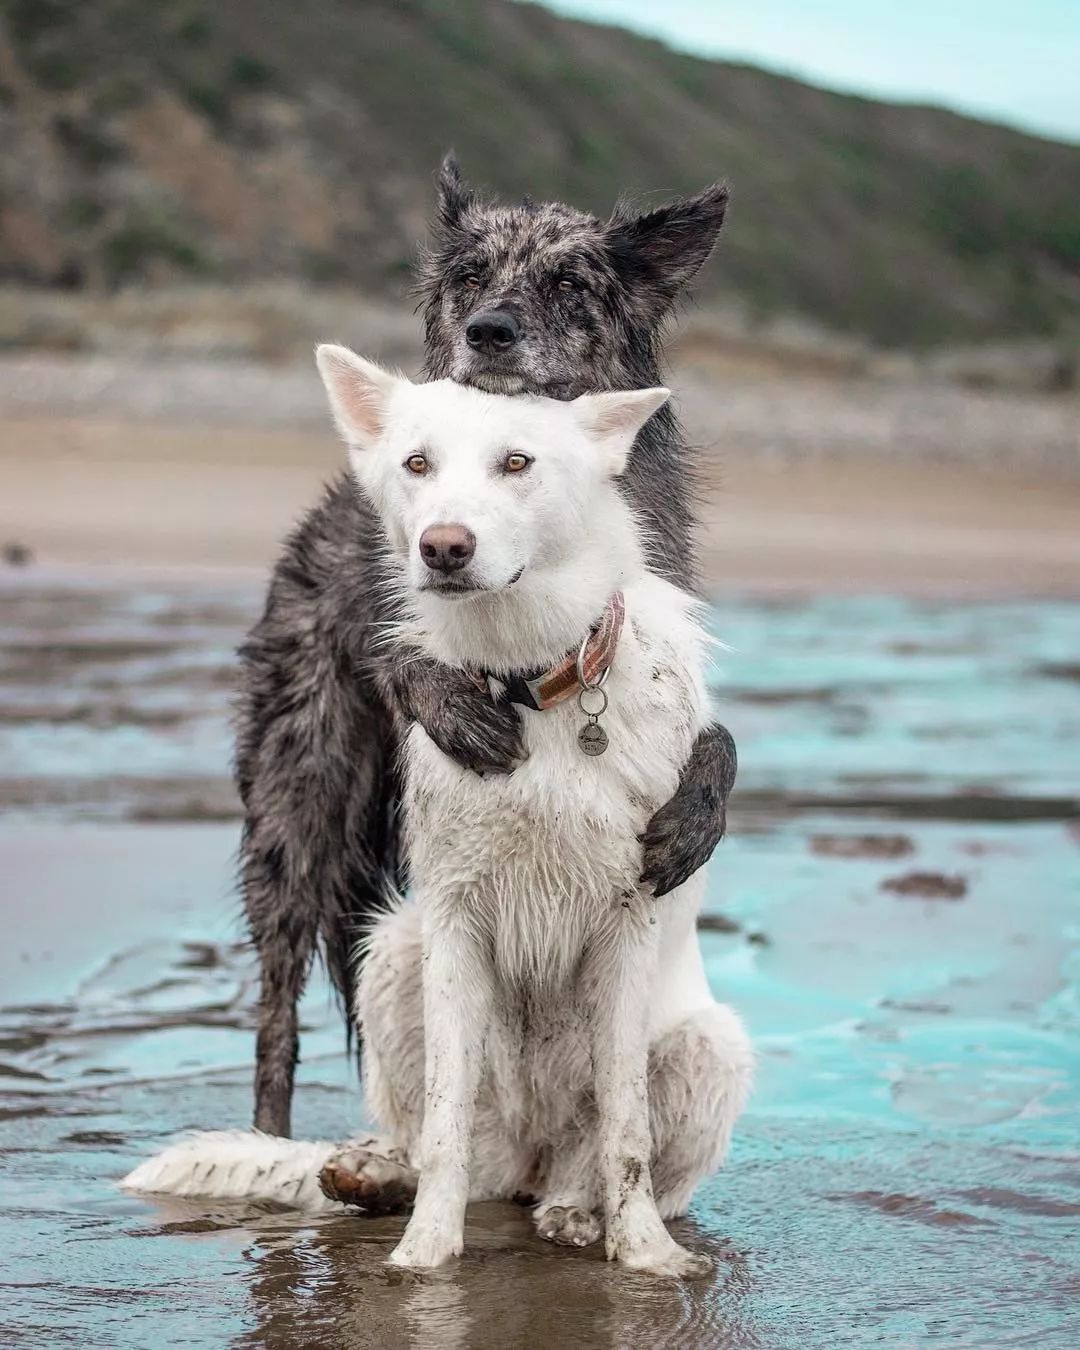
left=419, top=523, right=476, bottom=573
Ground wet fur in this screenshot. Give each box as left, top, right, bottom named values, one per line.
left=127, top=372, right=753, bottom=1276
left=238, top=156, right=736, bottom=1137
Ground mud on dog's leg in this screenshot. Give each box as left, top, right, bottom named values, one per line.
left=388, top=905, right=492, bottom=1269
left=587, top=903, right=711, bottom=1279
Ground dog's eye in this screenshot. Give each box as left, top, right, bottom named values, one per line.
left=556, top=277, right=576, bottom=293
left=462, top=275, right=481, bottom=290
left=404, top=454, right=429, bottom=475
left=503, top=452, right=532, bottom=474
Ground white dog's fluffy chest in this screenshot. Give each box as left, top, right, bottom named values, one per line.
left=404, top=577, right=708, bottom=988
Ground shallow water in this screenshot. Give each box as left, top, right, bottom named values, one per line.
left=1, top=575, right=1078, bottom=1348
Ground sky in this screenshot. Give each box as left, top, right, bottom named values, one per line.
left=535, top=0, right=1080, bottom=144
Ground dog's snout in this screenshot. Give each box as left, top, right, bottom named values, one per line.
left=419, top=523, right=476, bottom=573
left=465, top=309, right=520, bottom=356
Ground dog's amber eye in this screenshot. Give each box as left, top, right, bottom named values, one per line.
left=405, top=454, right=429, bottom=475
left=557, top=277, right=575, bottom=292
left=463, top=275, right=481, bottom=290
left=503, top=452, right=531, bottom=474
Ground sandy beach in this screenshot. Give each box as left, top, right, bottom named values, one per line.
left=1, top=352, right=1078, bottom=596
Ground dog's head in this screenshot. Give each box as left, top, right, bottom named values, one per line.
left=316, top=344, right=668, bottom=601
left=418, top=155, right=727, bottom=399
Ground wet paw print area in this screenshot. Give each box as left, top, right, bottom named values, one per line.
left=0, top=576, right=1078, bottom=1347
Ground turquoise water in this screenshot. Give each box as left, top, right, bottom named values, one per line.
left=1, top=578, right=1078, bottom=1347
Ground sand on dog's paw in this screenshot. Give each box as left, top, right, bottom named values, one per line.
left=535, top=1204, right=602, bottom=1248
left=318, top=1149, right=417, bottom=1215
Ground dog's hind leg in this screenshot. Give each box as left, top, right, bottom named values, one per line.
left=648, top=1002, right=753, bottom=1220
left=241, top=731, right=397, bottom=1140
left=318, top=1136, right=418, bottom=1214
left=124, top=1131, right=352, bottom=1211
left=237, top=530, right=404, bottom=1139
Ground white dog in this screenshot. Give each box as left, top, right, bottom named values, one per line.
left=124, top=347, right=752, bottom=1278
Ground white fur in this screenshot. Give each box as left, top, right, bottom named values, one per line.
left=316, top=342, right=669, bottom=648
left=124, top=354, right=752, bottom=1278
left=123, top=1131, right=344, bottom=1211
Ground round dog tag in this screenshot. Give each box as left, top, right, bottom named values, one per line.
left=578, top=722, right=609, bottom=756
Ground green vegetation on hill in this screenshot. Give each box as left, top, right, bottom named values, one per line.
left=1, top=0, right=1078, bottom=346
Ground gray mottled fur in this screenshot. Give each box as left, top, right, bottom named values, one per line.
left=237, top=156, right=737, bottom=1137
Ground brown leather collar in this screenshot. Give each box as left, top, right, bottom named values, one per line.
left=471, top=592, right=626, bottom=712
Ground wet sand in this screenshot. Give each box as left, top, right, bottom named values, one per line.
left=1, top=575, right=1078, bottom=1347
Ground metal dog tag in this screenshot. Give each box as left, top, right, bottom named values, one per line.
left=576, top=626, right=613, bottom=756
left=577, top=683, right=609, bottom=756
left=578, top=721, right=609, bottom=756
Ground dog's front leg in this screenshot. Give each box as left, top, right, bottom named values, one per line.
left=589, top=903, right=711, bottom=1279
left=388, top=907, right=491, bottom=1269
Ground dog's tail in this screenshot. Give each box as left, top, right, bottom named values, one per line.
left=122, top=1131, right=340, bottom=1212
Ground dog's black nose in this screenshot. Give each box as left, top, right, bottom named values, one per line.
left=419, top=523, right=476, bottom=573
left=465, top=310, right=520, bottom=356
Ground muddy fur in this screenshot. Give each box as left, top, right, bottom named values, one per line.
left=238, top=155, right=737, bottom=1136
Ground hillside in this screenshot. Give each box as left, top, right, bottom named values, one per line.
left=1, top=0, right=1078, bottom=346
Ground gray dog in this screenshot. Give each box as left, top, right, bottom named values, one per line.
left=236, top=156, right=738, bottom=1136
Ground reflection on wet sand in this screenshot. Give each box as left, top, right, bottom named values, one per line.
left=212, top=1202, right=752, bottom=1350
left=1, top=574, right=1078, bottom=1347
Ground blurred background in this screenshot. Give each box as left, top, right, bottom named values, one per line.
left=1, top=0, right=1079, bottom=588
left=1, top=3, right=1078, bottom=1347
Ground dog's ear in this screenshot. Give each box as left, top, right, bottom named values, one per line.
left=605, top=182, right=728, bottom=314
left=315, top=344, right=402, bottom=449
left=572, top=387, right=671, bottom=475
left=435, top=152, right=475, bottom=233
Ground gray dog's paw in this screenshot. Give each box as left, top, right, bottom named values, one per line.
left=406, top=664, right=526, bottom=776
left=640, top=723, right=736, bottom=897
